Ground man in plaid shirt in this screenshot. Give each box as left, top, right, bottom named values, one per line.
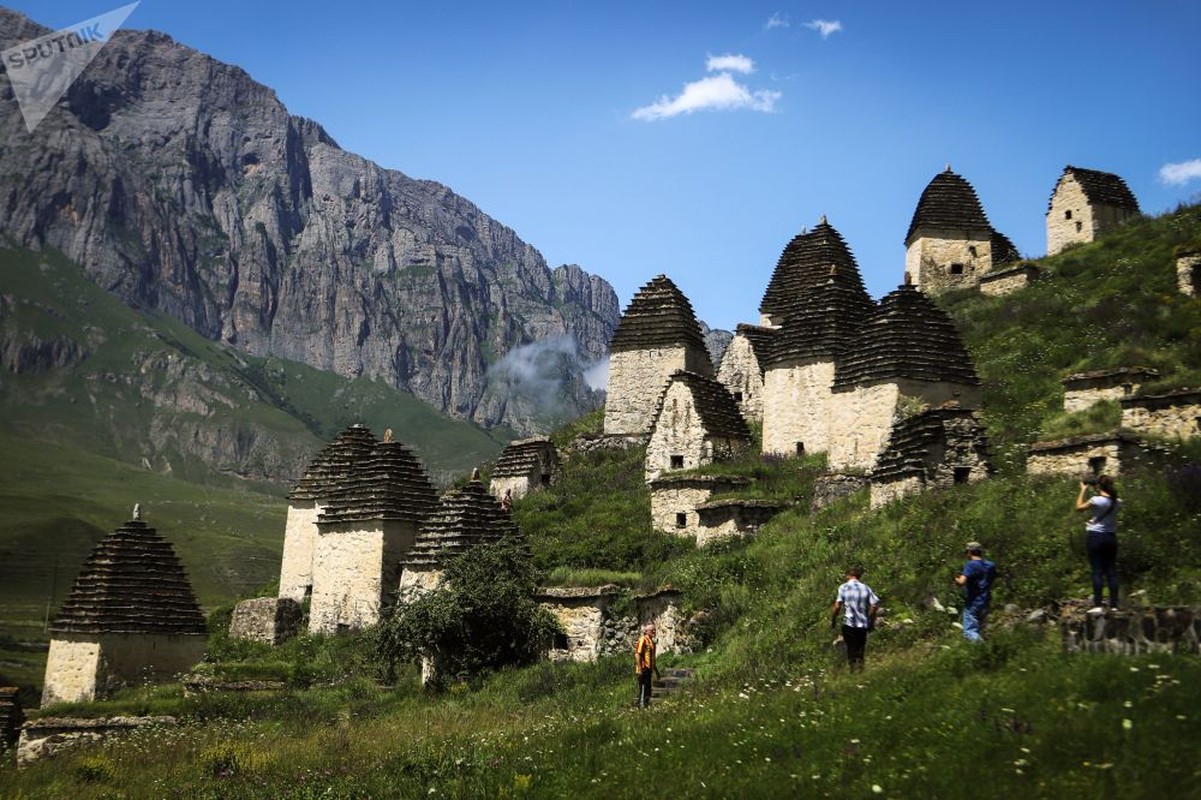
left=831, top=566, right=880, bottom=671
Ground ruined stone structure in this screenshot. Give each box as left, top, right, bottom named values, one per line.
left=904, top=167, right=1020, bottom=295
left=645, top=370, right=751, bottom=482
left=1062, top=367, right=1159, bottom=413
left=758, top=219, right=875, bottom=457
left=41, top=514, right=207, bottom=707
left=635, top=589, right=687, bottom=654
left=397, top=477, right=520, bottom=602
left=489, top=437, right=558, bottom=502
left=695, top=498, right=789, bottom=546
left=1061, top=606, right=1200, bottom=655
left=279, top=424, right=378, bottom=603
left=0, top=687, right=21, bottom=753
left=1179, top=246, right=1201, bottom=296
left=535, top=585, right=621, bottom=663
left=1026, top=432, right=1145, bottom=478
left=229, top=597, right=303, bottom=645
left=648, top=474, right=750, bottom=537
left=308, top=433, right=438, bottom=634
left=1120, top=389, right=1201, bottom=440
left=604, top=275, right=713, bottom=437
left=828, top=285, right=983, bottom=472
left=978, top=263, right=1041, bottom=296
left=716, top=324, right=774, bottom=424
left=810, top=474, right=870, bottom=512
left=17, top=716, right=179, bottom=767
left=1046, top=166, right=1140, bottom=256
left=869, top=408, right=994, bottom=508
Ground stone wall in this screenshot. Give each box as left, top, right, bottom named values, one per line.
left=905, top=229, right=993, bottom=295
left=489, top=474, right=532, bottom=503
left=1026, top=434, right=1140, bottom=477
left=604, top=347, right=692, bottom=436
left=1121, top=391, right=1201, bottom=439
left=1179, top=253, right=1201, bottom=296
left=761, top=359, right=835, bottom=456
left=1047, top=177, right=1138, bottom=255
left=229, top=597, right=303, bottom=645
left=1063, top=372, right=1152, bottom=413
left=309, top=519, right=418, bottom=634
left=278, top=500, right=321, bottom=602
left=42, top=633, right=206, bottom=707
left=716, top=334, right=765, bottom=423
left=636, top=591, right=687, bottom=655
left=979, top=264, right=1039, bottom=296
left=811, top=474, right=870, bottom=512
left=17, top=716, right=179, bottom=767
left=650, top=482, right=712, bottom=537
left=0, top=687, right=22, bottom=752
left=695, top=500, right=788, bottom=546
left=645, top=382, right=710, bottom=482
left=536, top=586, right=619, bottom=663
left=397, top=565, right=443, bottom=604
left=869, top=474, right=924, bottom=509
left=1060, top=606, right=1199, bottom=655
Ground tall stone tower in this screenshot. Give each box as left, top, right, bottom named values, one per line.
left=905, top=167, right=1019, bottom=295
left=645, top=370, right=751, bottom=482
left=603, top=274, right=713, bottom=437
left=1046, top=166, right=1140, bottom=255
left=758, top=218, right=875, bottom=456
left=828, top=284, right=982, bottom=471
left=42, top=511, right=207, bottom=706
left=716, top=323, right=775, bottom=424
left=308, top=434, right=438, bottom=634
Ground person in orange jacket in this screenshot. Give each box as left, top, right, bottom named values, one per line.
left=634, top=624, right=661, bottom=708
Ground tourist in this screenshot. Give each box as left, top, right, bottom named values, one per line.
left=955, top=542, right=996, bottom=641
left=634, top=624, right=660, bottom=708
left=831, top=567, right=880, bottom=671
left=1076, top=475, right=1120, bottom=612
left=501, top=488, right=513, bottom=512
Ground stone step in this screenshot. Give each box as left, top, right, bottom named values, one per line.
left=650, top=668, right=696, bottom=699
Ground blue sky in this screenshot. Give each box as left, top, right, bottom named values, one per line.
left=10, top=1, right=1201, bottom=330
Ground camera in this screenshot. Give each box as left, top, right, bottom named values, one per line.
left=1081, top=476, right=1098, bottom=486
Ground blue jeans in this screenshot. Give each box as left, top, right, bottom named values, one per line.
left=962, top=602, right=988, bottom=642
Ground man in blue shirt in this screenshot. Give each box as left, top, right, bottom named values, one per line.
left=955, top=541, right=996, bottom=642
left=831, top=567, right=880, bottom=671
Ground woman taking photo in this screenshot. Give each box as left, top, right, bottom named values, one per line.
left=1076, top=474, right=1120, bottom=612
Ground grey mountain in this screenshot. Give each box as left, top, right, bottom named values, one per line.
left=0, top=8, right=620, bottom=434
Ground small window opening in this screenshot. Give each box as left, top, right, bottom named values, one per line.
left=675, top=513, right=687, bottom=529
left=1121, top=383, right=1134, bottom=396
left=670, top=455, right=684, bottom=469
left=552, top=632, right=569, bottom=650
left=541, top=473, right=551, bottom=486
left=1075, top=221, right=1083, bottom=233
left=949, top=263, right=965, bottom=275
left=732, top=391, right=743, bottom=403
left=1065, top=210, right=1073, bottom=220
left=795, top=442, right=805, bottom=456
left=1087, top=456, right=1106, bottom=475
left=1194, top=416, right=1201, bottom=433
left=953, top=467, right=971, bottom=485
left=968, top=245, right=978, bottom=258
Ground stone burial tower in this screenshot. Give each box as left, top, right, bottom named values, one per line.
left=904, top=167, right=1020, bottom=295
left=41, top=507, right=207, bottom=707
left=308, top=430, right=438, bottom=634
left=1046, top=165, right=1140, bottom=255
left=604, top=274, right=714, bottom=437
left=488, top=437, right=559, bottom=502
left=644, top=370, right=752, bottom=483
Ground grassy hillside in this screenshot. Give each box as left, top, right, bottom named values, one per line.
left=2, top=207, right=1200, bottom=797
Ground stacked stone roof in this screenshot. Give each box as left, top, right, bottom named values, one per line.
left=733, top=324, right=777, bottom=377
left=49, top=518, right=207, bottom=635
left=289, top=424, right=379, bottom=502
left=766, top=277, right=875, bottom=367
left=653, top=370, right=752, bottom=441
left=318, top=437, right=438, bottom=525
left=871, top=408, right=992, bottom=482
left=609, top=274, right=710, bottom=356
left=400, top=479, right=521, bottom=570
left=760, top=218, right=869, bottom=324
left=1053, top=166, right=1140, bottom=212
left=833, top=285, right=980, bottom=389
left=905, top=168, right=994, bottom=244
left=990, top=230, right=1021, bottom=265
left=491, top=437, right=557, bottom=479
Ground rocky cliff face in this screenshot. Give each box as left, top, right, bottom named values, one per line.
left=0, top=9, right=619, bottom=434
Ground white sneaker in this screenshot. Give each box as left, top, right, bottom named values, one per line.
left=1086, top=606, right=1105, bottom=616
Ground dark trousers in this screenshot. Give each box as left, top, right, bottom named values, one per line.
left=637, top=668, right=654, bottom=707
left=1087, top=532, right=1119, bottom=608
left=842, top=625, right=868, bottom=670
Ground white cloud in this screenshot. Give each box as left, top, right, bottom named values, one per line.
left=706, top=53, right=755, bottom=74
left=1158, top=159, right=1201, bottom=186
left=632, top=73, right=781, bottom=121
left=766, top=12, right=789, bottom=30
left=805, top=19, right=843, bottom=38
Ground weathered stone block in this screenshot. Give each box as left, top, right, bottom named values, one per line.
left=229, top=597, right=303, bottom=646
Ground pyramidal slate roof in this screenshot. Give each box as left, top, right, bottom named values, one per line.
left=760, top=218, right=869, bottom=324
left=653, top=370, right=752, bottom=441
left=401, top=479, right=522, bottom=570
left=289, top=424, right=379, bottom=501
left=872, top=408, right=993, bottom=483
left=491, top=437, right=557, bottom=479
left=50, top=516, right=207, bottom=635
left=318, top=437, right=438, bottom=525
left=905, top=168, right=994, bottom=244
left=833, top=285, right=980, bottom=389
left=609, top=274, right=710, bottom=357
left=1052, top=166, right=1140, bottom=212
left=990, top=230, right=1022, bottom=265
left=765, top=275, right=875, bottom=367
left=732, top=323, right=778, bottom=377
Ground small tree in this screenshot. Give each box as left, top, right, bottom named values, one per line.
left=376, top=540, right=561, bottom=688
